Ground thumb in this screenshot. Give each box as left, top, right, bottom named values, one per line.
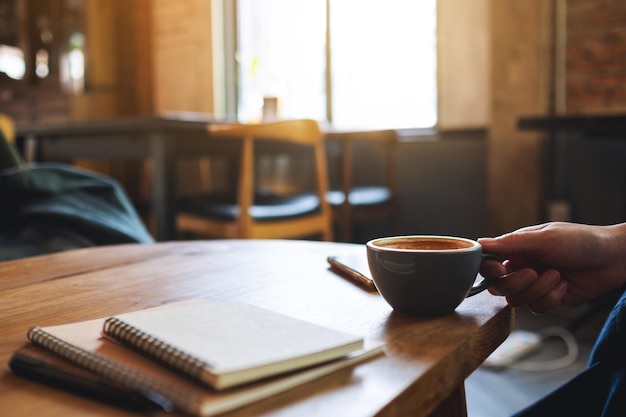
left=478, top=225, right=545, bottom=256
left=477, top=235, right=515, bottom=255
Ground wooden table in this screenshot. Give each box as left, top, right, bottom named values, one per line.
left=0, top=240, right=512, bottom=417
left=15, top=114, right=226, bottom=241
left=518, top=113, right=626, bottom=138
left=518, top=113, right=626, bottom=221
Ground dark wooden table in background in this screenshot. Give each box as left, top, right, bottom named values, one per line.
left=16, top=113, right=220, bottom=241
left=519, top=113, right=626, bottom=221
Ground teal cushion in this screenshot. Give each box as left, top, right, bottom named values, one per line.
left=0, top=162, right=154, bottom=261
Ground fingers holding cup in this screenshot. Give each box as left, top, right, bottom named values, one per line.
left=489, top=268, right=566, bottom=312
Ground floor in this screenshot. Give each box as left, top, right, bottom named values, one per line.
left=465, top=293, right=619, bottom=417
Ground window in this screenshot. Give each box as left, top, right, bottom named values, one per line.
left=237, top=0, right=326, bottom=123
left=235, top=0, right=437, bottom=129
left=0, top=44, right=24, bottom=79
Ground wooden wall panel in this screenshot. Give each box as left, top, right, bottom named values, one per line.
left=152, top=0, right=215, bottom=113
left=73, top=0, right=154, bottom=210
left=487, top=0, right=551, bottom=235
left=438, top=0, right=490, bottom=129
left=76, top=0, right=153, bottom=119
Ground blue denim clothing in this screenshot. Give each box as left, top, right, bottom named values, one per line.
left=513, top=289, right=626, bottom=416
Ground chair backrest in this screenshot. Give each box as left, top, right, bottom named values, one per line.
left=0, top=113, right=22, bottom=170
left=180, top=119, right=333, bottom=240
left=327, top=128, right=398, bottom=191
left=0, top=113, right=16, bottom=143
left=209, top=119, right=324, bottom=146
left=325, top=128, right=401, bottom=242
left=218, top=118, right=329, bottom=216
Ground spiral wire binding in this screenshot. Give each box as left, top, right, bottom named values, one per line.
left=103, top=317, right=213, bottom=382
left=27, top=326, right=203, bottom=415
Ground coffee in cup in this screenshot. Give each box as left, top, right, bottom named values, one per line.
left=366, top=235, right=499, bottom=316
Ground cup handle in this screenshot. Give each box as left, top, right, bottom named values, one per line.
left=467, top=253, right=502, bottom=297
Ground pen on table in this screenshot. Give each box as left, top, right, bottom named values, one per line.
left=9, top=350, right=174, bottom=412
left=327, top=256, right=378, bottom=292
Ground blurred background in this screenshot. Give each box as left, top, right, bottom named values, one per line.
left=2, top=0, right=624, bottom=242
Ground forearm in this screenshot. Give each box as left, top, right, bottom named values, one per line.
left=606, top=222, right=626, bottom=287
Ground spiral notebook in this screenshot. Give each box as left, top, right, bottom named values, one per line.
left=101, top=299, right=364, bottom=389
left=18, top=300, right=383, bottom=416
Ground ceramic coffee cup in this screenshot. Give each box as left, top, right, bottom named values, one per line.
left=366, top=235, right=500, bottom=316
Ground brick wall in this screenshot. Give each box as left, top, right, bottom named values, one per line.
left=567, top=0, right=626, bottom=113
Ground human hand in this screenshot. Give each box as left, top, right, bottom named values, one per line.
left=478, top=222, right=626, bottom=313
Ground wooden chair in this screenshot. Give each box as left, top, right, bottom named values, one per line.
left=325, top=129, right=401, bottom=242
left=176, top=119, right=333, bottom=240
left=0, top=113, right=22, bottom=170
left=0, top=113, right=15, bottom=143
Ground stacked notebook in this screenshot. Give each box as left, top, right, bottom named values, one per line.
left=10, top=299, right=383, bottom=416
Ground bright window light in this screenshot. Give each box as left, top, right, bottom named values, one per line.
left=330, top=0, right=437, bottom=129
left=0, top=45, right=25, bottom=80
left=237, top=0, right=326, bottom=123
left=236, top=0, right=437, bottom=129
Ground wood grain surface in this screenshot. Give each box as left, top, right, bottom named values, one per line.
left=0, top=240, right=512, bottom=417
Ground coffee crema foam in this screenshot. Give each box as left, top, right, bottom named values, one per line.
left=374, top=238, right=474, bottom=251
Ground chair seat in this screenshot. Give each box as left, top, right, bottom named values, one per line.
left=326, top=186, right=392, bottom=207
left=178, top=192, right=322, bottom=222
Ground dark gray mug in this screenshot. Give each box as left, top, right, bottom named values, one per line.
left=366, top=235, right=500, bottom=316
